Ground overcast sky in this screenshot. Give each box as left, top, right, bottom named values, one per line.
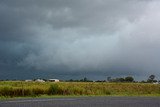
left=0, top=0, right=160, bottom=80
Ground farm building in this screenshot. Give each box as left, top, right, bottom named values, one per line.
left=25, top=80, right=32, bottom=82
left=35, top=79, right=45, bottom=82
left=48, top=79, right=60, bottom=82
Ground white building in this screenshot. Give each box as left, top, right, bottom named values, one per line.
left=48, top=79, right=60, bottom=82
left=25, top=79, right=32, bottom=82
left=35, top=79, right=45, bottom=82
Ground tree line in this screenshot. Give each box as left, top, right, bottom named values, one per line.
left=0, top=75, right=159, bottom=83
left=66, top=75, right=159, bottom=83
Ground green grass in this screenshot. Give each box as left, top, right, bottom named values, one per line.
left=0, top=81, right=160, bottom=99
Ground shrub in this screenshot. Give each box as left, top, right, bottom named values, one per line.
left=13, top=88, right=33, bottom=96
left=48, top=84, right=59, bottom=95
left=32, top=88, right=45, bottom=96
left=0, top=87, right=14, bottom=97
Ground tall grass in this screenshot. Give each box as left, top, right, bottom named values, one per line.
left=48, top=84, right=59, bottom=95
left=0, top=81, right=160, bottom=98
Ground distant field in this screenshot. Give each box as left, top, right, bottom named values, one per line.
left=0, top=81, right=160, bottom=98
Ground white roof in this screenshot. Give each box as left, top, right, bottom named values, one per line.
left=49, top=79, right=59, bottom=80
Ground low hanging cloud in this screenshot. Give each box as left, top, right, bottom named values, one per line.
left=0, top=0, right=160, bottom=80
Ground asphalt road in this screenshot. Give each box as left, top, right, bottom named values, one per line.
left=0, top=96, right=160, bottom=107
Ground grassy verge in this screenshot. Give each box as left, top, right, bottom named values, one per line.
left=0, top=81, right=160, bottom=99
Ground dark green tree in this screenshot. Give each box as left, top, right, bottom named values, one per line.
left=147, top=75, right=156, bottom=83
left=107, top=77, right=112, bottom=82
left=124, top=76, right=134, bottom=82
left=83, top=77, right=87, bottom=82
left=119, top=78, right=125, bottom=82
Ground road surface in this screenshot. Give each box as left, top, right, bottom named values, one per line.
left=0, top=96, right=160, bottom=107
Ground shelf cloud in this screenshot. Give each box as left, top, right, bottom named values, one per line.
left=0, top=0, right=160, bottom=80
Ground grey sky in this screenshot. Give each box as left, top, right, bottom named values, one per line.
left=0, top=0, right=160, bottom=80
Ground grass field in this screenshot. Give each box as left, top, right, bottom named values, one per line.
left=0, top=81, right=160, bottom=98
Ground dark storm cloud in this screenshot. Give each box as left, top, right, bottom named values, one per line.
left=0, top=0, right=160, bottom=80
